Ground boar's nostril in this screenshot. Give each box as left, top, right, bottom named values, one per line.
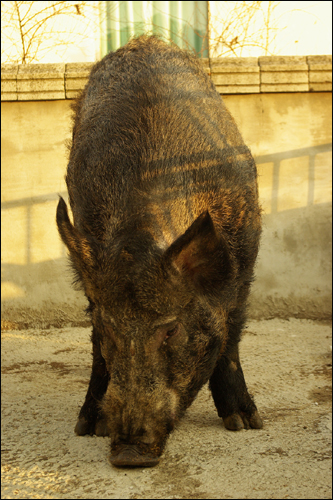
left=110, top=445, right=160, bottom=467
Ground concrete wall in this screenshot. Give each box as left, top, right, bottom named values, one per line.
left=1, top=61, right=332, bottom=327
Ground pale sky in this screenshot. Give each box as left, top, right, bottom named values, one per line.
left=268, top=0, right=332, bottom=56
left=209, top=0, right=332, bottom=58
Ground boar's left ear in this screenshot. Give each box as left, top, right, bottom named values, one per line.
left=163, top=211, right=232, bottom=295
left=56, top=197, right=94, bottom=270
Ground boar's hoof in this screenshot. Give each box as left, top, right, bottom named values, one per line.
left=249, top=410, right=263, bottom=429
left=110, top=445, right=160, bottom=468
left=75, top=417, right=110, bottom=436
left=223, top=413, right=245, bottom=430
left=223, top=410, right=263, bottom=431
left=75, top=417, right=90, bottom=435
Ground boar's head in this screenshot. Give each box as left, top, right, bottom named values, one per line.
left=57, top=197, right=236, bottom=466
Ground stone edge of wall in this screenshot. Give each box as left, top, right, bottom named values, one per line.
left=1, top=55, right=332, bottom=101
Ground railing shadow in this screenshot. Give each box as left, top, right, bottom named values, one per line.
left=255, top=143, right=332, bottom=213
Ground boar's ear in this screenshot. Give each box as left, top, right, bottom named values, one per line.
left=56, top=197, right=94, bottom=271
left=164, top=211, right=232, bottom=296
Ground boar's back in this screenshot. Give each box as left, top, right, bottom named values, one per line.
left=66, top=35, right=258, bottom=247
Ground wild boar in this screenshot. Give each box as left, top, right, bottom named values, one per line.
left=56, top=35, right=263, bottom=467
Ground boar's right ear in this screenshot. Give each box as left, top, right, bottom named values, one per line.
left=163, top=211, right=233, bottom=296
left=56, top=197, right=94, bottom=271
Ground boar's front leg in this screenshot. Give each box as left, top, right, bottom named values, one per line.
left=209, top=311, right=263, bottom=431
left=75, top=326, right=110, bottom=436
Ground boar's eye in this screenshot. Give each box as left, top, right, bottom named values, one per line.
left=152, top=321, right=181, bottom=350
left=165, top=324, right=179, bottom=339
left=159, top=322, right=180, bottom=345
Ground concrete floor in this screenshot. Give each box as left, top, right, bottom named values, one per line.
left=1, top=318, right=332, bottom=499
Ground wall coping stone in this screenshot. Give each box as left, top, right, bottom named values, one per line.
left=1, top=55, right=331, bottom=101
left=307, top=55, right=332, bottom=91
left=65, top=62, right=94, bottom=99
left=211, top=57, right=260, bottom=93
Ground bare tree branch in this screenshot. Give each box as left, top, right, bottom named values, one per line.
left=2, top=1, right=95, bottom=64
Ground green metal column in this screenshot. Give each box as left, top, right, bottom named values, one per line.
left=99, top=1, right=208, bottom=57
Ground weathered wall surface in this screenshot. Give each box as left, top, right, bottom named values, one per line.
left=227, top=93, right=332, bottom=319
left=1, top=58, right=332, bottom=327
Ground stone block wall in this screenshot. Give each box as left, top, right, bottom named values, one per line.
left=2, top=55, right=331, bottom=101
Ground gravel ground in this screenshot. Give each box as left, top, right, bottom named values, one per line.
left=1, top=318, right=332, bottom=499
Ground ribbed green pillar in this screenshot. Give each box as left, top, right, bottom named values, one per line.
left=99, top=1, right=208, bottom=57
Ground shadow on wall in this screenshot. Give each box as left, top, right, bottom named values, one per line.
left=2, top=192, right=67, bottom=265
left=1, top=143, right=332, bottom=326
left=255, top=143, right=332, bottom=212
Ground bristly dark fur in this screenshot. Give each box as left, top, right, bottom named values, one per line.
left=56, top=35, right=262, bottom=467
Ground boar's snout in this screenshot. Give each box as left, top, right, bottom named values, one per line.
left=110, top=444, right=160, bottom=467
left=103, top=377, right=178, bottom=467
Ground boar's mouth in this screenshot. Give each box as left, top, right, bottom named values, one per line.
left=110, top=442, right=162, bottom=467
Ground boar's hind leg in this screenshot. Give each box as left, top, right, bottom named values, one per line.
left=209, top=314, right=263, bottom=431
left=75, top=327, right=110, bottom=437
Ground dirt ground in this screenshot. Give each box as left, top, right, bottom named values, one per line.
left=1, top=318, right=332, bottom=499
